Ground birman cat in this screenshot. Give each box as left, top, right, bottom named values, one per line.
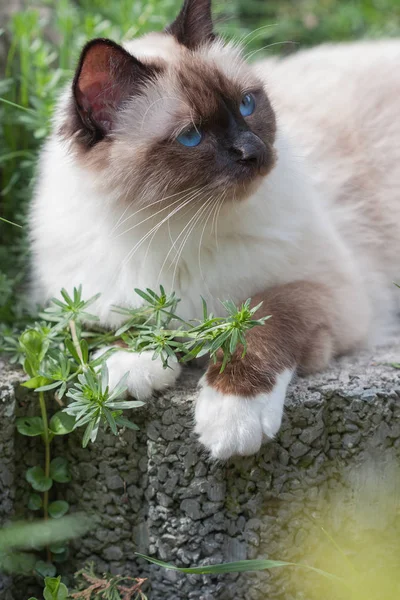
left=30, top=0, right=400, bottom=458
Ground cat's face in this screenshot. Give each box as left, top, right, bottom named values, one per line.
left=62, top=0, right=276, bottom=206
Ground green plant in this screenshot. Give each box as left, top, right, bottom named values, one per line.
left=13, top=288, right=141, bottom=543
left=0, top=516, right=89, bottom=578
left=137, top=553, right=339, bottom=581
left=116, top=287, right=269, bottom=371
left=29, top=575, right=69, bottom=600
left=5, top=287, right=138, bottom=581
left=236, top=0, right=400, bottom=57
left=4, top=283, right=268, bottom=588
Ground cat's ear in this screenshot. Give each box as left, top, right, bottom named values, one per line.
left=73, top=38, right=153, bottom=143
left=166, top=0, right=215, bottom=49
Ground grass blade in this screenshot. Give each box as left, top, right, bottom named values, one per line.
left=136, top=553, right=343, bottom=582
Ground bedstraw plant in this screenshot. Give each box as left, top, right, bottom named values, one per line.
left=1, top=282, right=268, bottom=590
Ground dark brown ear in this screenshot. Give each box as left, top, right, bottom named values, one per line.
left=166, top=0, right=215, bottom=50
left=73, top=38, right=154, bottom=146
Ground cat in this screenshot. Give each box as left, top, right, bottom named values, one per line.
left=30, top=0, right=400, bottom=459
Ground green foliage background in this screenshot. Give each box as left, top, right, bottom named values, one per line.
left=0, top=0, right=399, bottom=329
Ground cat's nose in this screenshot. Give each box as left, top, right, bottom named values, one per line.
left=232, top=133, right=267, bottom=171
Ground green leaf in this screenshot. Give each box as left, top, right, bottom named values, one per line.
left=220, top=352, right=230, bottom=374
left=134, top=288, right=154, bottom=303
left=48, top=501, right=69, bottom=519
left=50, top=457, right=71, bottom=483
left=49, top=412, right=75, bottom=435
left=106, top=399, right=144, bottom=410
left=0, top=516, right=91, bottom=554
left=52, top=550, right=69, bottom=564
left=16, top=417, right=44, bottom=437
left=26, top=467, right=53, bottom=492
left=20, top=330, right=43, bottom=355
left=136, top=553, right=291, bottom=574
left=28, top=493, right=43, bottom=511
left=35, top=381, right=64, bottom=392
left=48, top=543, right=66, bottom=555
left=103, top=407, right=117, bottom=435
left=201, top=296, right=208, bottom=321
left=115, top=416, right=140, bottom=431
left=65, top=338, right=80, bottom=363
left=229, top=328, right=239, bottom=355
left=19, top=330, right=49, bottom=374
left=22, top=376, right=50, bottom=389
left=43, top=575, right=68, bottom=600
left=89, top=347, right=116, bottom=368
left=80, top=339, right=89, bottom=364
left=209, top=330, right=231, bottom=355
left=60, top=288, right=73, bottom=305
left=0, top=550, right=36, bottom=574
left=82, top=419, right=96, bottom=448
left=136, top=554, right=341, bottom=582
left=35, top=560, right=56, bottom=578
left=23, top=358, right=36, bottom=378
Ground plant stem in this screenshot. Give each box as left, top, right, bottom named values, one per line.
left=0, top=216, right=22, bottom=227
left=38, top=391, right=50, bottom=521
left=69, top=319, right=85, bottom=366
left=0, top=96, right=35, bottom=112
left=39, top=390, right=52, bottom=562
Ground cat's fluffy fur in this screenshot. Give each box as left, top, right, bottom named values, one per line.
left=30, top=0, right=400, bottom=459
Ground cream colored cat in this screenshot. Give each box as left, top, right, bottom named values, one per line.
left=30, top=0, right=400, bottom=459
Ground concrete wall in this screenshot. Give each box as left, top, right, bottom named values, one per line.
left=1, top=342, right=400, bottom=599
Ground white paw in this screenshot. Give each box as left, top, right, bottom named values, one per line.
left=94, top=349, right=181, bottom=400
left=194, top=369, right=293, bottom=460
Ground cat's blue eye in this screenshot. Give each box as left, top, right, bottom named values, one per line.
left=240, top=93, right=256, bottom=117
left=176, top=126, right=203, bottom=147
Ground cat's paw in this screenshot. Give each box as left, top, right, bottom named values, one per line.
left=95, top=349, right=181, bottom=400
left=194, top=369, right=293, bottom=460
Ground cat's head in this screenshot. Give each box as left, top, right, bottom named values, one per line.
left=62, top=0, right=276, bottom=205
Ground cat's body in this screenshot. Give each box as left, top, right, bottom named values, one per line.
left=259, top=40, right=400, bottom=329
left=30, top=0, right=400, bottom=459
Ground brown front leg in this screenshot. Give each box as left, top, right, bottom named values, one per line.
left=195, top=280, right=363, bottom=459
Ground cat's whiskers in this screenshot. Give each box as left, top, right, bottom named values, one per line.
left=237, top=24, right=278, bottom=48
left=111, top=200, right=133, bottom=234
left=210, top=193, right=221, bottom=239
left=143, top=186, right=212, bottom=276
left=111, top=185, right=199, bottom=233
left=198, top=195, right=220, bottom=283
left=113, top=186, right=202, bottom=239
left=121, top=185, right=213, bottom=269
left=155, top=186, right=217, bottom=284
left=211, top=192, right=225, bottom=251
left=245, top=41, right=297, bottom=62
left=170, top=195, right=216, bottom=291
left=114, top=195, right=184, bottom=239
left=162, top=197, right=213, bottom=289
left=120, top=204, right=187, bottom=269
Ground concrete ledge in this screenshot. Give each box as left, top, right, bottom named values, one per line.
left=1, top=343, right=400, bottom=599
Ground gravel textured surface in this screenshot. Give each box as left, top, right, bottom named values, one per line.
left=1, top=343, right=400, bottom=599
